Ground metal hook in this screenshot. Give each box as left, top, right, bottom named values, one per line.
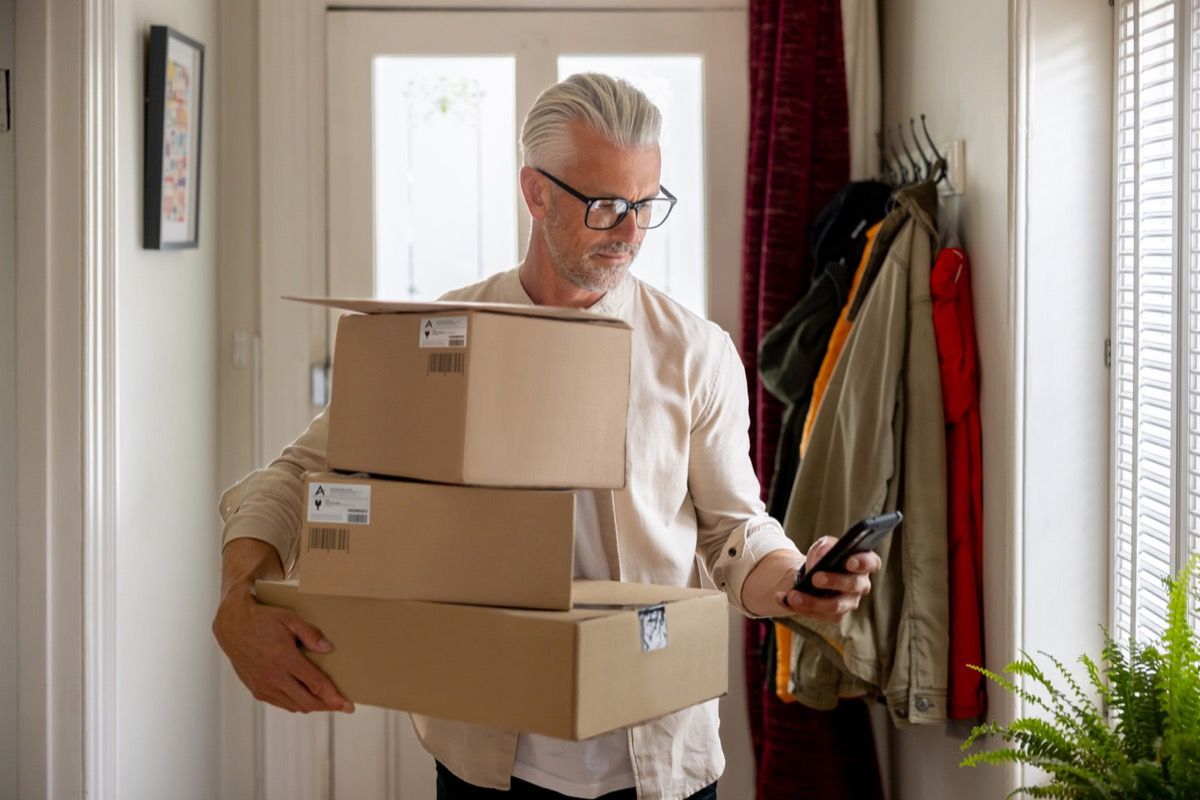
left=919, top=114, right=946, bottom=182
left=886, top=126, right=909, bottom=185
left=909, top=117, right=933, bottom=176
left=896, top=123, right=922, bottom=182
left=876, top=130, right=898, bottom=186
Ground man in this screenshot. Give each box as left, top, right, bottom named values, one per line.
left=213, top=73, right=880, bottom=800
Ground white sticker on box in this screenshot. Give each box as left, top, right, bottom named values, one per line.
left=307, top=482, right=371, bottom=525
left=639, top=604, right=668, bottom=652
left=419, top=316, right=468, bottom=348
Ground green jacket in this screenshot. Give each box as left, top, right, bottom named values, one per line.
left=781, top=180, right=949, bottom=726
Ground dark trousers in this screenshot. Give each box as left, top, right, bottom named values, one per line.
left=435, top=762, right=718, bottom=800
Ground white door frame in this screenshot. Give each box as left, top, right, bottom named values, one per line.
left=14, top=0, right=118, bottom=797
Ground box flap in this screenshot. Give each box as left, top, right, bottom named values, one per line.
left=258, top=579, right=720, bottom=622
left=286, top=296, right=631, bottom=329
left=570, top=580, right=721, bottom=607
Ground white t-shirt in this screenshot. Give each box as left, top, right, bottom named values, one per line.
left=510, top=491, right=636, bottom=798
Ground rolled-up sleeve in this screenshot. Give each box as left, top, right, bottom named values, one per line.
left=219, top=408, right=330, bottom=575
left=689, top=335, right=800, bottom=617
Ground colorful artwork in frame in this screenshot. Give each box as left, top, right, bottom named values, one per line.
left=143, top=25, right=204, bottom=249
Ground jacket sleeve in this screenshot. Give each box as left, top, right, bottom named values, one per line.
left=690, top=333, right=801, bottom=617
left=218, top=408, right=330, bottom=575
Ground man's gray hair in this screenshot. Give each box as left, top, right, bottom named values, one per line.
left=520, top=73, right=662, bottom=171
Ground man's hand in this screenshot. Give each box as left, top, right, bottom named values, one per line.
left=212, top=538, right=354, bottom=714
left=740, top=541, right=881, bottom=621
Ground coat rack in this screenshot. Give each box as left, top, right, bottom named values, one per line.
left=876, top=114, right=966, bottom=196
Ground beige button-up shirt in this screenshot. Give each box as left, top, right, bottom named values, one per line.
left=219, top=268, right=799, bottom=799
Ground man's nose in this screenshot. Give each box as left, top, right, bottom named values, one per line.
left=612, top=212, right=643, bottom=243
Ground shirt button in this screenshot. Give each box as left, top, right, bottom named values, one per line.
left=915, top=696, right=931, bottom=713
left=728, top=547, right=737, bottom=557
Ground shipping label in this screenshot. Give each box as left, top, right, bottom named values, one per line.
left=419, top=316, right=468, bottom=348
left=638, top=604, right=668, bottom=652
left=307, top=482, right=371, bottom=525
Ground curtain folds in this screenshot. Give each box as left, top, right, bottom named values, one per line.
left=739, top=1, right=884, bottom=797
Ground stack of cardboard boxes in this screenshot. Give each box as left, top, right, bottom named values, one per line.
left=257, top=299, right=729, bottom=740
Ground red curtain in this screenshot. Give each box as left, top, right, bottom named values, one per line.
left=740, top=2, right=884, bottom=797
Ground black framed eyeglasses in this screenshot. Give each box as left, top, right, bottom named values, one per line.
left=536, top=168, right=678, bottom=230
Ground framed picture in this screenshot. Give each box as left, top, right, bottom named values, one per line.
left=143, top=25, right=205, bottom=249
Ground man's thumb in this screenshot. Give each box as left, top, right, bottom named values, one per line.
left=284, top=616, right=333, bottom=653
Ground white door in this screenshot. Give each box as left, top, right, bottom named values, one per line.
left=0, top=0, right=16, bottom=794
left=327, top=8, right=747, bottom=333
left=305, top=9, right=749, bottom=799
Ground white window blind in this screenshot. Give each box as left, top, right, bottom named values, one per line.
left=1112, top=0, right=1200, bottom=646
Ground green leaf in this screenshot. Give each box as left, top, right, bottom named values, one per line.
left=960, top=558, right=1200, bottom=798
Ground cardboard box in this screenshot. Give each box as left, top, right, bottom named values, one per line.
left=300, top=472, right=576, bottom=610
left=255, top=578, right=729, bottom=740
left=294, top=298, right=631, bottom=489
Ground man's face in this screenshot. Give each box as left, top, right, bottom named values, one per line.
left=541, top=122, right=663, bottom=293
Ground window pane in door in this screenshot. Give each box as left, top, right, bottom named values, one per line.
left=558, top=56, right=706, bottom=318
left=373, top=57, right=518, bottom=300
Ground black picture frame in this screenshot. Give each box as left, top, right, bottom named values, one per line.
left=143, top=25, right=205, bottom=250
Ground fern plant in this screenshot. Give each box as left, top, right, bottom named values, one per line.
left=960, top=556, right=1200, bottom=798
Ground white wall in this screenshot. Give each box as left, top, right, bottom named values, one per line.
left=879, top=2, right=1013, bottom=794
left=879, top=0, right=1112, bottom=797
left=0, top=0, right=15, bottom=794
left=115, top=1, right=221, bottom=798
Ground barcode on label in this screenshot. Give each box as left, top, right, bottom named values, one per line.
left=347, top=511, right=369, bottom=524
left=448, top=336, right=466, bottom=347
left=309, top=527, right=350, bottom=552
left=427, top=353, right=465, bottom=374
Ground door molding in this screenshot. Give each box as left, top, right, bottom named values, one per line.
left=14, top=0, right=118, bottom=795
left=254, top=2, right=332, bottom=796
left=82, top=0, right=119, bottom=798
left=14, top=0, right=116, bottom=796
left=1004, top=0, right=1030, bottom=786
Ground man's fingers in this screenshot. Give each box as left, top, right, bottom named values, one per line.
left=781, top=588, right=862, bottom=620
left=844, top=551, right=882, bottom=575
left=256, top=687, right=300, bottom=712
left=276, top=675, right=327, bottom=714
left=282, top=614, right=334, bottom=654
left=804, top=536, right=837, bottom=570
left=808, top=571, right=872, bottom=596
left=291, top=654, right=354, bottom=712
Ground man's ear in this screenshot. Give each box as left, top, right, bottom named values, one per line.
left=519, top=166, right=550, bottom=222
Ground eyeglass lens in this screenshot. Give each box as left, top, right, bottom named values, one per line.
left=586, top=198, right=674, bottom=230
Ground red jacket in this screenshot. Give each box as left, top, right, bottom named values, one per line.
left=930, top=247, right=987, bottom=719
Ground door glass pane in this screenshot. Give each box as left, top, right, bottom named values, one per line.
left=373, top=57, right=518, bottom=300
left=558, top=56, right=706, bottom=318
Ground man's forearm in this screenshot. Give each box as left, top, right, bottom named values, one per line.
left=221, top=538, right=286, bottom=603
left=740, top=548, right=805, bottom=617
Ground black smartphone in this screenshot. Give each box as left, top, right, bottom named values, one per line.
left=792, top=511, right=903, bottom=598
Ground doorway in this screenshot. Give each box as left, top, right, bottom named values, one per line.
left=251, top=8, right=750, bottom=799
left=325, top=8, right=747, bottom=331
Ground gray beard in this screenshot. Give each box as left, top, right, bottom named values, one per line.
left=543, top=228, right=638, bottom=294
